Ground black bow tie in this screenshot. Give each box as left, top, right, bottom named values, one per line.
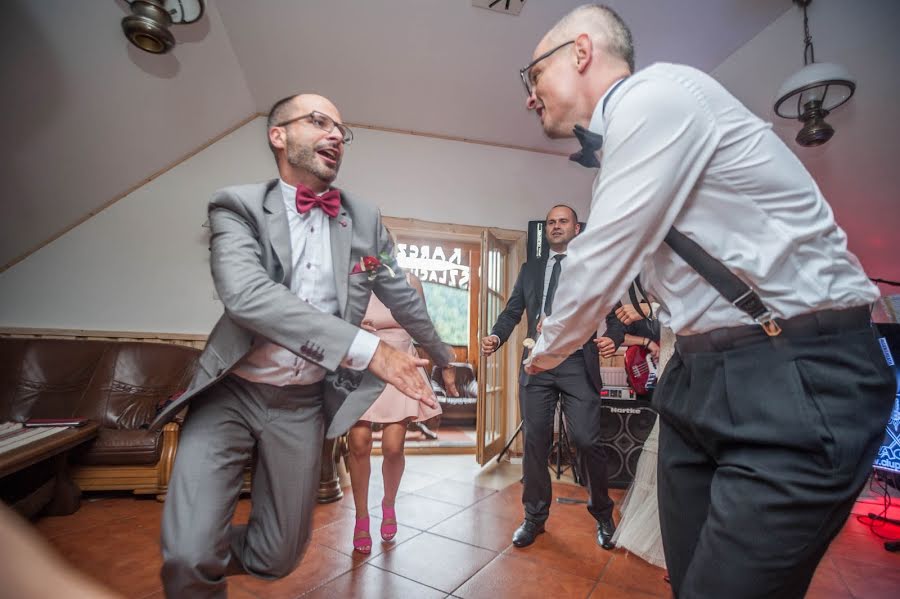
left=569, top=124, right=603, bottom=168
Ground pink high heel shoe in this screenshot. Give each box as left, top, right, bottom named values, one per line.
left=381, top=502, right=398, bottom=541
left=353, top=516, right=372, bottom=554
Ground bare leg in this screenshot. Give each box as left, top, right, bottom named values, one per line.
left=347, top=422, right=373, bottom=516
left=380, top=420, right=409, bottom=505
left=379, top=420, right=408, bottom=541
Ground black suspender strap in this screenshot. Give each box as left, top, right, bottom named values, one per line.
left=663, top=227, right=782, bottom=336
left=626, top=276, right=655, bottom=321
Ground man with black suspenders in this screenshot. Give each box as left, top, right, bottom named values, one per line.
left=519, top=5, right=894, bottom=598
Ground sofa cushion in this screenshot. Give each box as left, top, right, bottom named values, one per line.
left=73, top=428, right=162, bottom=466
left=81, top=342, right=198, bottom=429
left=0, top=339, right=108, bottom=422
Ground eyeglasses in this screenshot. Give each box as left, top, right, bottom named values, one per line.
left=519, top=40, right=575, bottom=97
left=274, top=111, right=354, bottom=145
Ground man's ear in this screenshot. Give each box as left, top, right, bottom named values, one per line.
left=573, top=33, right=593, bottom=74
left=575, top=223, right=582, bottom=235
left=269, top=126, right=285, bottom=151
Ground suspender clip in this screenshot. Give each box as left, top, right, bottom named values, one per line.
left=756, top=313, right=783, bottom=337
left=732, top=290, right=782, bottom=336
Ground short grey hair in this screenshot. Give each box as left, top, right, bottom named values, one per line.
left=547, top=4, right=634, bottom=72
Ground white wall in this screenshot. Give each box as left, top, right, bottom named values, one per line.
left=713, top=0, right=900, bottom=296
left=0, top=118, right=594, bottom=333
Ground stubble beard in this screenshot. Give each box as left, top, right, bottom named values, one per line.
left=285, top=137, right=339, bottom=184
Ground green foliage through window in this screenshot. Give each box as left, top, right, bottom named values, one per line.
left=422, top=283, right=469, bottom=346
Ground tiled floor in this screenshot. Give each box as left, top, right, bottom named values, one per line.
left=30, top=455, right=900, bottom=598
left=372, top=424, right=476, bottom=450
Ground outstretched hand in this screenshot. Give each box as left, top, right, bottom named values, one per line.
left=367, top=342, right=437, bottom=408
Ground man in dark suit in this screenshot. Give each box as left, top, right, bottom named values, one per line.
left=481, top=204, right=624, bottom=549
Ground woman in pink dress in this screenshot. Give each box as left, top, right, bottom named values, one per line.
left=348, top=273, right=443, bottom=554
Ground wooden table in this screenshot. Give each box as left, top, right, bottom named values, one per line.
left=0, top=421, right=100, bottom=517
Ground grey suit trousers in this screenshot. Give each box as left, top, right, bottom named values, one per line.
left=161, top=375, right=325, bottom=599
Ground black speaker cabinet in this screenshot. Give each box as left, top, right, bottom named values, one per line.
left=600, top=398, right=657, bottom=488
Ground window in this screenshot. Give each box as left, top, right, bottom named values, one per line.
left=396, top=240, right=472, bottom=347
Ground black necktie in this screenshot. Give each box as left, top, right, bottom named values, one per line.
left=544, top=254, right=566, bottom=316
left=569, top=124, right=603, bottom=168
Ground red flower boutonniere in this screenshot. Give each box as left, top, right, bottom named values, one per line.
left=351, top=253, right=397, bottom=280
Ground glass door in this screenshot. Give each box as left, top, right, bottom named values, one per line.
left=476, top=230, right=509, bottom=464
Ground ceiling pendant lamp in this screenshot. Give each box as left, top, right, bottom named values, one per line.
left=773, top=0, right=855, bottom=147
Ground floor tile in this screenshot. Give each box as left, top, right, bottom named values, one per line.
left=448, top=462, right=523, bottom=491
left=311, top=511, right=421, bottom=561
left=824, top=519, right=900, bottom=570
left=412, top=479, right=497, bottom=507
left=469, top=483, right=524, bottom=518
left=396, top=469, right=444, bottom=494
left=304, top=563, right=446, bottom=598
left=337, top=482, right=402, bottom=512
left=34, top=494, right=159, bottom=539
left=403, top=454, right=476, bottom=478
left=828, top=554, right=900, bottom=599
left=312, top=500, right=351, bottom=531
left=47, top=520, right=162, bottom=598
left=229, top=543, right=355, bottom=598
left=138, top=586, right=257, bottom=599
left=368, top=493, right=463, bottom=531
left=367, top=532, right=496, bottom=593
left=805, top=558, right=852, bottom=599
left=588, top=581, right=664, bottom=598
left=597, top=553, right=669, bottom=597
left=501, top=518, right=614, bottom=579
left=428, top=506, right=520, bottom=552
left=454, top=553, right=595, bottom=599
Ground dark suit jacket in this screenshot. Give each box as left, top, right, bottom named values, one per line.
left=489, top=255, right=625, bottom=393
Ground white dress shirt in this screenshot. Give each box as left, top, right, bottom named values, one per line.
left=532, top=63, right=879, bottom=370
left=232, top=180, right=379, bottom=386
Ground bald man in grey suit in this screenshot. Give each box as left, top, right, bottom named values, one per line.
left=151, top=93, right=457, bottom=599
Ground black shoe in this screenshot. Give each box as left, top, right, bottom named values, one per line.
left=512, top=520, right=545, bottom=548
left=597, top=517, right=616, bottom=550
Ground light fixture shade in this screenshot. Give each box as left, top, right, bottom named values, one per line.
left=774, top=62, right=855, bottom=118
left=122, top=0, right=174, bottom=54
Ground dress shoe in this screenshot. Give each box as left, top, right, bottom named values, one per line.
left=512, top=519, right=545, bottom=547
left=596, top=517, right=616, bottom=550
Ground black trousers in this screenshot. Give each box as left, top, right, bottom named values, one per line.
left=654, top=309, right=895, bottom=599
left=522, top=352, right=613, bottom=523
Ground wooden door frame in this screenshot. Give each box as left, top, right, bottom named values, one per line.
left=383, top=217, right=527, bottom=458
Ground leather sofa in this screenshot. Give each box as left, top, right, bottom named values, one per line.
left=430, top=362, right=478, bottom=426
left=0, top=338, right=199, bottom=502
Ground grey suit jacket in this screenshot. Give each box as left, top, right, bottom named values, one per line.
left=150, top=179, right=453, bottom=438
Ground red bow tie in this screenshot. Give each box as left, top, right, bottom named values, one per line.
left=295, top=185, right=341, bottom=218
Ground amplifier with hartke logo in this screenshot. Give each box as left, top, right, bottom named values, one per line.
left=599, top=397, right=657, bottom=488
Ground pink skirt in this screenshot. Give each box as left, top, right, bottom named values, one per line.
left=358, top=328, right=442, bottom=424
